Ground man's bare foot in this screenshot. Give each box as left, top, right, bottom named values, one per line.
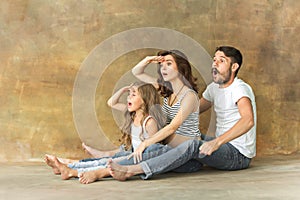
left=108, top=160, right=135, bottom=181
left=53, top=157, right=78, bottom=180
left=82, top=143, right=107, bottom=158
left=44, top=154, right=60, bottom=175
left=78, top=168, right=110, bottom=184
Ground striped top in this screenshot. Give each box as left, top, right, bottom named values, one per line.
left=162, top=89, right=201, bottom=138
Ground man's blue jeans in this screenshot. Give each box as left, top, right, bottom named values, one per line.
left=139, top=139, right=251, bottom=179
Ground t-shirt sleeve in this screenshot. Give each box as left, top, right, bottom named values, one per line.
left=232, top=83, right=253, bottom=104
left=202, top=83, right=213, bottom=102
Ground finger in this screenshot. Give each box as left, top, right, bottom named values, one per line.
left=138, top=152, right=142, bottom=163
left=199, top=145, right=203, bottom=151
left=133, top=154, right=137, bottom=164
left=127, top=154, right=133, bottom=160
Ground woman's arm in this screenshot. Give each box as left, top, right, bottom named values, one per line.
left=132, top=91, right=199, bottom=162
left=107, top=86, right=129, bottom=112
left=132, top=56, right=163, bottom=88
left=146, top=92, right=198, bottom=145
left=144, top=118, right=159, bottom=137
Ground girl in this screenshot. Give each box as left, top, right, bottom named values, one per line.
left=79, top=49, right=202, bottom=183
left=45, top=82, right=165, bottom=180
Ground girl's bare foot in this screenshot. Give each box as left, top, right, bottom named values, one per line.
left=57, top=157, right=79, bottom=164
left=82, top=143, right=106, bottom=158
left=53, top=156, right=78, bottom=180
left=78, top=168, right=110, bottom=184
left=108, top=160, right=135, bottom=181
left=44, top=154, right=60, bottom=175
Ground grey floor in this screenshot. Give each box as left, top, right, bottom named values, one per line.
left=1, top=154, right=299, bottom=200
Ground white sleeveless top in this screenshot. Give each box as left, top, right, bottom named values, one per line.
left=131, top=115, right=152, bottom=150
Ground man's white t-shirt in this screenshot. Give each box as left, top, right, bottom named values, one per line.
left=202, top=78, right=257, bottom=158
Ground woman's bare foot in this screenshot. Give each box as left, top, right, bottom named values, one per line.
left=44, top=154, right=60, bottom=175
left=53, top=156, right=78, bottom=180
left=108, top=160, right=136, bottom=181
left=82, top=143, right=107, bottom=158
left=78, top=168, right=110, bottom=184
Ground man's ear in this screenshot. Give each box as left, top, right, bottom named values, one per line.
left=231, top=63, right=239, bottom=72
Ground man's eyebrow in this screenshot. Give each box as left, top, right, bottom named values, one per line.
left=214, top=56, right=228, bottom=59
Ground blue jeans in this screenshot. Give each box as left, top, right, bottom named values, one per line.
left=117, top=143, right=169, bottom=165
left=117, top=142, right=203, bottom=178
left=140, top=138, right=252, bottom=179
left=68, top=150, right=133, bottom=173
left=68, top=144, right=167, bottom=173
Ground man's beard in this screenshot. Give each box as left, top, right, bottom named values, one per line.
left=212, top=68, right=232, bottom=85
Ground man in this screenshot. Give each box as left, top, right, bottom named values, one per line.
left=109, top=46, right=257, bottom=181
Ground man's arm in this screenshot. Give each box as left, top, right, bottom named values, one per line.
left=199, top=97, right=254, bottom=155
left=199, top=97, right=212, bottom=114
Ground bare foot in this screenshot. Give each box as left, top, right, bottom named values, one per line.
left=53, top=156, right=78, bottom=180
left=44, top=154, right=60, bottom=175
left=57, top=157, right=79, bottom=164
left=82, top=143, right=107, bottom=158
left=108, top=160, right=135, bottom=181
left=78, top=168, right=110, bottom=184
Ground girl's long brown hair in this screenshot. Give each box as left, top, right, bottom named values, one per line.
left=120, top=82, right=166, bottom=150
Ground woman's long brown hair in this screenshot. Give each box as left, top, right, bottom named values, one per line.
left=156, top=50, right=198, bottom=97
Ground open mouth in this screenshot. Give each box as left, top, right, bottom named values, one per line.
left=212, top=68, right=218, bottom=76
left=128, top=102, right=132, bottom=107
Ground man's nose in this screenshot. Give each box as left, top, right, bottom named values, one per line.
left=212, top=61, right=218, bottom=68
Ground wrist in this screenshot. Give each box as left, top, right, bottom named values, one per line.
left=215, top=137, right=223, bottom=147
left=143, top=57, right=151, bottom=65
left=143, top=140, right=150, bottom=148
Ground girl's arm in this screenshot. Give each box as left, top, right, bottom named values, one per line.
left=132, top=56, right=164, bottom=89
left=107, top=86, right=129, bottom=112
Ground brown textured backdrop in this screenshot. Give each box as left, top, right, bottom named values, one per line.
left=0, top=0, right=299, bottom=161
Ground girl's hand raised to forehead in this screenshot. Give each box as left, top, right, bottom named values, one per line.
left=122, top=84, right=132, bottom=93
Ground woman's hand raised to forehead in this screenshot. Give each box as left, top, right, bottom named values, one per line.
left=145, top=56, right=165, bottom=64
